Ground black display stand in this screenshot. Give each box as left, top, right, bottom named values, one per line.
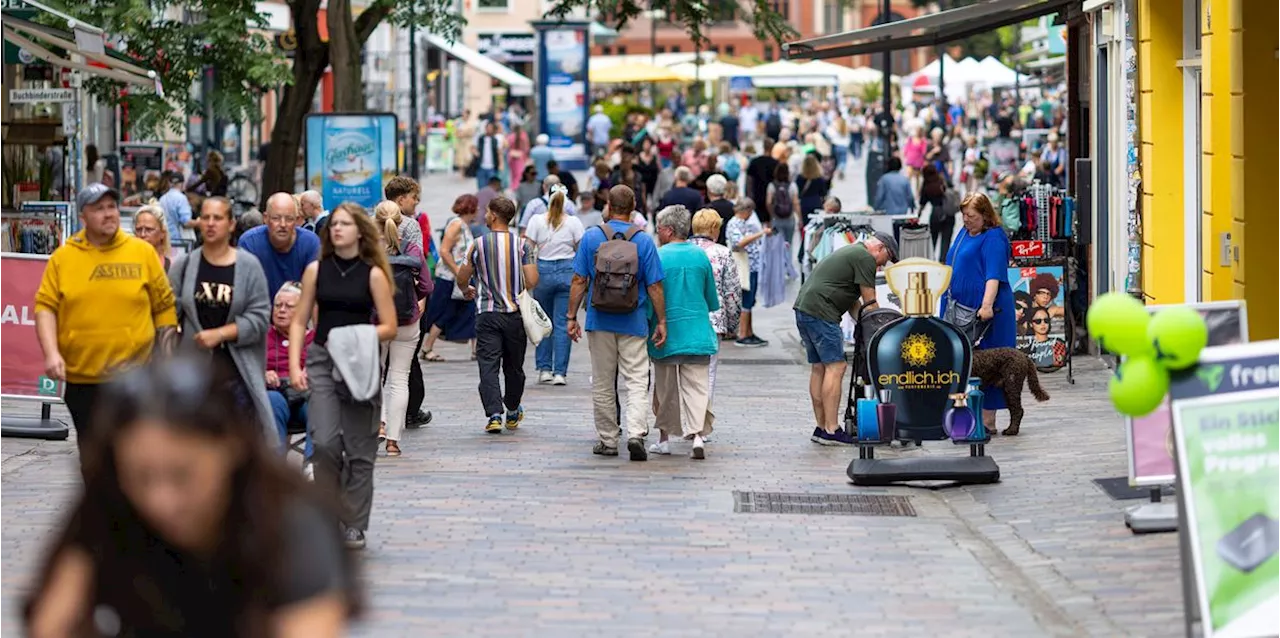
left=849, top=437, right=1001, bottom=486
left=1, top=401, right=70, bottom=440
left=1012, top=241, right=1077, bottom=385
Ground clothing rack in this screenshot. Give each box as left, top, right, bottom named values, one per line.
left=801, top=213, right=878, bottom=281
left=1, top=203, right=70, bottom=255
left=1012, top=182, right=1075, bottom=257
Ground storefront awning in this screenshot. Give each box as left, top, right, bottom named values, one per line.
left=785, top=0, right=1073, bottom=60
left=424, top=34, right=534, bottom=97
left=2, top=12, right=157, bottom=89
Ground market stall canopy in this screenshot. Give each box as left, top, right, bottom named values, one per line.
left=589, top=51, right=716, bottom=70
left=2, top=5, right=157, bottom=89
left=423, top=33, right=534, bottom=96
left=801, top=60, right=897, bottom=87
left=978, top=55, right=1032, bottom=86
left=742, top=60, right=836, bottom=88
left=589, top=62, right=693, bottom=84
left=666, top=60, right=750, bottom=82
left=783, top=0, right=1073, bottom=60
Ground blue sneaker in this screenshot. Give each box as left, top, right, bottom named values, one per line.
left=810, top=427, right=824, bottom=443
left=816, top=428, right=856, bottom=447
left=505, top=406, right=524, bottom=430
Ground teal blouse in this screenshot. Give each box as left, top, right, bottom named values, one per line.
left=648, top=242, right=721, bottom=360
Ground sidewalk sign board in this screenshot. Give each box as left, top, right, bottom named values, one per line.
left=1169, top=340, right=1279, bottom=637
left=1, top=253, right=58, bottom=400
left=1128, top=301, right=1249, bottom=486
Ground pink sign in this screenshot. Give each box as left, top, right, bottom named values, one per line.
left=1, top=254, right=52, bottom=397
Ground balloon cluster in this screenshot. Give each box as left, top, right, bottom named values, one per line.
left=1086, top=293, right=1209, bottom=417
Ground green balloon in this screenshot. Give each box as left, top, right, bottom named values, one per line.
left=1087, top=292, right=1154, bottom=357
left=1109, top=357, right=1170, bottom=417
left=1148, top=306, right=1209, bottom=370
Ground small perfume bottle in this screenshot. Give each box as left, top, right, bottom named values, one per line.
left=967, top=379, right=987, bottom=440
left=856, top=385, right=880, bottom=442
left=876, top=389, right=897, bottom=442
left=943, top=393, right=976, bottom=442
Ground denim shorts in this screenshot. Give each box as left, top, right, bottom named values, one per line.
left=795, top=310, right=846, bottom=364
left=741, top=271, right=759, bottom=310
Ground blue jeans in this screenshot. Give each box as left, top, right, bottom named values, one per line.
left=533, top=258, right=573, bottom=376
left=268, top=389, right=311, bottom=458
left=833, top=144, right=848, bottom=171
left=795, top=310, right=845, bottom=365
left=475, top=167, right=498, bottom=192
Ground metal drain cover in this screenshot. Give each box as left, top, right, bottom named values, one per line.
left=733, top=492, right=916, bottom=517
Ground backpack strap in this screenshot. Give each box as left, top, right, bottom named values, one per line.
left=597, top=222, right=615, bottom=240
left=621, top=225, right=641, bottom=240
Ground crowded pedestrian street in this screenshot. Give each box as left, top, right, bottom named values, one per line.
left=1, top=170, right=1185, bottom=638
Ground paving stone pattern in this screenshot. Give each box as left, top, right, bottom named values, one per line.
left=1, top=165, right=1183, bottom=636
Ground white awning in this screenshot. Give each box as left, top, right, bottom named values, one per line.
left=424, top=34, right=534, bottom=97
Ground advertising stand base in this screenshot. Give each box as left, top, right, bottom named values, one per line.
left=1, top=402, right=69, bottom=441
left=1124, top=501, right=1179, bottom=534
left=849, top=443, right=1000, bottom=486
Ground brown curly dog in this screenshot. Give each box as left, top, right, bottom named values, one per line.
left=971, top=348, right=1051, bottom=436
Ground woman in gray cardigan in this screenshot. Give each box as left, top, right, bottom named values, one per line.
left=168, top=199, right=275, bottom=442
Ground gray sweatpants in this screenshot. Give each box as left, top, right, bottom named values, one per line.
left=307, top=343, right=380, bottom=532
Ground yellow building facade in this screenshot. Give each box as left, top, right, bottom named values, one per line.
left=1136, top=0, right=1276, bottom=340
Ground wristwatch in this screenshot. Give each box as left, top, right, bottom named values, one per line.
left=566, top=316, right=577, bottom=322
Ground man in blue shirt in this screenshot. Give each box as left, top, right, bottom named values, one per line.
left=159, top=172, right=198, bottom=245
left=586, top=105, right=613, bottom=160
left=238, top=192, right=321, bottom=299
left=567, top=184, right=666, bottom=462
left=873, top=156, right=917, bottom=216
left=529, top=133, right=555, bottom=182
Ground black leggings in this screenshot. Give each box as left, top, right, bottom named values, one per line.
left=63, top=381, right=102, bottom=453
left=406, top=309, right=430, bottom=417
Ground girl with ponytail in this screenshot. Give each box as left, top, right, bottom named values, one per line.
left=524, top=183, right=584, bottom=385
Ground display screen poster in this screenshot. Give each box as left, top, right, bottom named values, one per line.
left=1169, top=341, right=1279, bottom=638
left=1, top=254, right=60, bottom=400
left=304, top=113, right=398, bottom=211
left=1127, top=301, right=1249, bottom=486
left=538, top=27, right=587, bottom=166
left=1008, top=265, right=1067, bottom=370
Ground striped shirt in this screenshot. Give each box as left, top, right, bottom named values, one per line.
left=465, top=231, right=535, bottom=313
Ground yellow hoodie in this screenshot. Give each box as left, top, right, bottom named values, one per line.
left=34, top=229, right=177, bottom=383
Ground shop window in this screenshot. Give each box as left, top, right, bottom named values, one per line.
left=770, top=0, right=789, bottom=21
left=602, top=46, right=613, bottom=55
left=764, top=45, right=774, bottom=61
left=822, top=0, right=844, bottom=34
left=709, top=0, right=737, bottom=23
left=709, top=45, right=720, bottom=54
left=725, top=45, right=735, bottom=56
left=671, top=45, right=682, bottom=52
left=477, top=0, right=508, bottom=11
left=655, top=46, right=665, bottom=54
left=617, top=45, right=627, bottom=55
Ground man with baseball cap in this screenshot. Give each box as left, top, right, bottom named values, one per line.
left=792, top=231, right=897, bottom=447
left=35, top=183, right=178, bottom=456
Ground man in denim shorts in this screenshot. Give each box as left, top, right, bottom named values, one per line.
left=792, top=233, right=897, bottom=445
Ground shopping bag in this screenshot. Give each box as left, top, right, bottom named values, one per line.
left=518, top=290, right=552, bottom=345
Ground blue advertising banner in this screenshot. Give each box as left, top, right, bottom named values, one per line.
left=536, top=24, right=588, bottom=170
left=305, top=113, right=398, bottom=211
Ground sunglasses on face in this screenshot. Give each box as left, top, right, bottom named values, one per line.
left=1031, top=318, right=1049, bottom=325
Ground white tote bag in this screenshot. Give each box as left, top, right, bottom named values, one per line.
left=732, top=250, right=752, bottom=291
left=518, top=290, right=552, bottom=345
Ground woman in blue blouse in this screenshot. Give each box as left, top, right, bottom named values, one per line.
left=943, top=192, right=1017, bottom=433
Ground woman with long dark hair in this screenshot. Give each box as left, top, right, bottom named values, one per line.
left=24, top=356, right=361, bottom=637
left=289, top=202, right=398, bottom=549
left=920, top=164, right=953, bottom=261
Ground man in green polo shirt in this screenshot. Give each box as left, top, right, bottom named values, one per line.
left=793, top=232, right=897, bottom=446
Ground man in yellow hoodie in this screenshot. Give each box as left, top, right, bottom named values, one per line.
left=35, top=183, right=178, bottom=451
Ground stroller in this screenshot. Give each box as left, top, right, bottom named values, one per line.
left=842, top=304, right=904, bottom=440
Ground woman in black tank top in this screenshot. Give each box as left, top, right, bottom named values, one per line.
left=287, top=202, right=397, bottom=550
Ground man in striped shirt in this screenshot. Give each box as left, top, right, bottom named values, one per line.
left=457, top=196, right=540, bottom=433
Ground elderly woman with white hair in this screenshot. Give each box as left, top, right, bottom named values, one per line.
left=647, top=205, right=719, bottom=459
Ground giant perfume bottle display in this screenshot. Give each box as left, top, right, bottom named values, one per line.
left=867, top=259, right=972, bottom=441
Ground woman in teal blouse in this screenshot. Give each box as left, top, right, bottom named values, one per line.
left=648, top=205, right=720, bottom=459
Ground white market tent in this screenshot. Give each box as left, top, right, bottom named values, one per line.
left=978, top=55, right=1031, bottom=87
left=801, top=60, right=897, bottom=87
left=739, top=60, right=839, bottom=88
left=666, top=60, right=751, bottom=82
left=588, top=52, right=716, bottom=70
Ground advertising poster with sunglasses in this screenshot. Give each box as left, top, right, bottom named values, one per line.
left=1008, top=265, right=1067, bottom=370
left=1168, top=341, right=1279, bottom=638
left=1127, top=301, right=1249, bottom=486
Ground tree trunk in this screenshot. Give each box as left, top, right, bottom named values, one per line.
left=328, top=0, right=364, bottom=112
left=260, top=0, right=328, bottom=204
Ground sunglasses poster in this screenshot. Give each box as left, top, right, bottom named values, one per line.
left=1008, top=265, right=1067, bottom=371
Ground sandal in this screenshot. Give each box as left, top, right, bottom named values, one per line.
left=422, top=350, right=446, bottom=362
left=385, top=440, right=401, bottom=457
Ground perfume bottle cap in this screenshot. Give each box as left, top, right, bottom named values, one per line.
left=949, top=393, right=969, bottom=406
left=878, top=389, right=892, bottom=403
left=884, top=258, right=953, bottom=316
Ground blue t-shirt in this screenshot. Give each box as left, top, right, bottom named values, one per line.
left=237, top=225, right=321, bottom=299
left=573, top=220, right=665, bottom=338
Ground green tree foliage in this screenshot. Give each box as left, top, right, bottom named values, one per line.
left=545, top=0, right=796, bottom=49
left=56, top=0, right=291, bottom=138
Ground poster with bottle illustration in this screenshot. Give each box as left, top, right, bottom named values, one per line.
left=538, top=27, right=587, bottom=165
left=1168, top=341, right=1279, bottom=638
left=304, top=114, right=398, bottom=210
left=1008, top=265, right=1067, bottom=370
left=1127, top=301, right=1248, bottom=487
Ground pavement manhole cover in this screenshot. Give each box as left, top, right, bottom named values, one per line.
left=732, top=492, right=916, bottom=517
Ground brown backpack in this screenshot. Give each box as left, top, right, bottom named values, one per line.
left=590, top=223, right=642, bottom=313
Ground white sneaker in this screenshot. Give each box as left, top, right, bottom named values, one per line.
left=691, top=435, right=706, bottom=460
left=648, top=440, right=671, bottom=455
left=302, top=462, right=315, bottom=482
left=538, top=370, right=553, bottom=384
left=551, top=374, right=567, bottom=386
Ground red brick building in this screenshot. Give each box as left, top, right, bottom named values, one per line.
left=591, top=0, right=930, bottom=72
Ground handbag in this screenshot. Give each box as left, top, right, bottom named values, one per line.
left=518, top=290, right=552, bottom=345
left=732, top=250, right=751, bottom=291
left=944, top=299, right=993, bottom=346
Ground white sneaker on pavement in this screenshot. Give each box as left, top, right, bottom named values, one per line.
left=648, top=440, right=671, bottom=455
left=538, top=370, right=553, bottom=384
left=551, top=374, right=567, bottom=386
left=691, top=435, right=706, bottom=460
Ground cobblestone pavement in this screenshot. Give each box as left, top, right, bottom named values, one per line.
left=1, top=163, right=1184, bottom=636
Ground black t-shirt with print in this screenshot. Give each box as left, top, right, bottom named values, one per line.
left=195, top=256, right=236, bottom=369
